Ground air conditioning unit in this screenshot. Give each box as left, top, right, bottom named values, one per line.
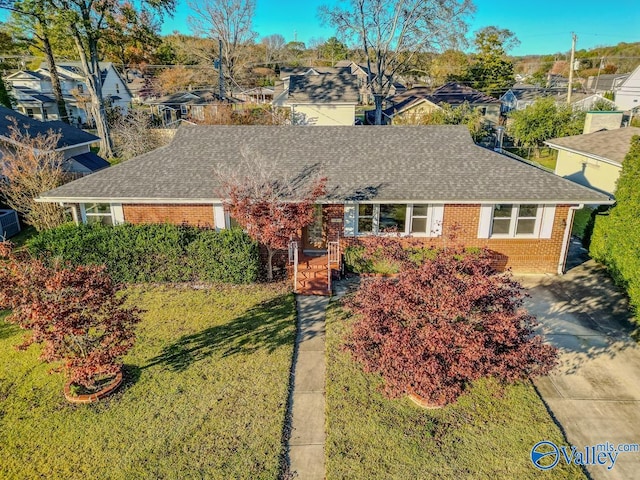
left=0, top=209, right=21, bottom=240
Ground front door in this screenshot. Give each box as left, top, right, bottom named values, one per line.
left=303, top=205, right=326, bottom=251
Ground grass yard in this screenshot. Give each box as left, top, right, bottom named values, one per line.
left=0, top=283, right=296, bottom=480
left=325, top=300, right=585, bottom=479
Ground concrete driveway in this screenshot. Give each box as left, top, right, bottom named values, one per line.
left=517, top=260, right=640, bottom=480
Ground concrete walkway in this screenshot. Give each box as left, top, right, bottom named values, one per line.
left=517, top=260, right=640, bottom=480
left=286, top=295, right=329, bottom=480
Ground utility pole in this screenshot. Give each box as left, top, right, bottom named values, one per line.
left=567, top=33, right=577, bottom=105
left=218, top=38, right=225, bottom=100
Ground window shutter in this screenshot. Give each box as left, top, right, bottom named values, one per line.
left=539, top=205, right=556, bottom=239
left=429, top=205, right=444, bottom=237
left=111, top=203, right=125, bottom=224
left=478, top=205, right=493, bottom=238
left=213, top=204, right=226, bottom=230
left=344, top=204, right=356, bottom=236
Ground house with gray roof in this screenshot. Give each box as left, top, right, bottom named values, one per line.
left=273, top=72, right=359, bottom=125
left=145, top=89, right=240, bottom=126
left=0, top=106, right=109, bottom=174
left=547, top=124, right=640, bottom=197
left=368, top=83, right=501, bottom=125
left=4, top=61, right=131, bottom=126
left=39, top=124, right=610, bottom=276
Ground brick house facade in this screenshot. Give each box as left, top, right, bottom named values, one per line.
left=39, top=125, right=612, bottom=275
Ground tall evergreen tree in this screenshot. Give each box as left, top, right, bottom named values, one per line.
left=466, top=26, right=519, bottom=96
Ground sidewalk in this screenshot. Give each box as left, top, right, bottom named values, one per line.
left=286, top=295, right=329, bottom=480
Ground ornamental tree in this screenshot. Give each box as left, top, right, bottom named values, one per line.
left=0, top=242, right=140, bottom=390
left=344, top=246, right=557, bottom=406
left=216, top=153, right=327, bottom=281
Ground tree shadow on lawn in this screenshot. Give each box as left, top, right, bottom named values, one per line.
left=0, top=315, right=20, bottom=340
left=144, top=295, right=294, bottom=372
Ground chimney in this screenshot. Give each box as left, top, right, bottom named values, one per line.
left=583, top=111, right=623, bottom=134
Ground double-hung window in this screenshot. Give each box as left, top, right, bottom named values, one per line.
left=491, top=204, right=540, bottom=237
left=410, top=204, right=430, bottom=234
left=357, top=204, right=375, bottom=233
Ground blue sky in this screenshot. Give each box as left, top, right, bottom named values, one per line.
left=162, top=0, right=640, bottom=56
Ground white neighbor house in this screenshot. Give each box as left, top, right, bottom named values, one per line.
left=614, top=65, right=640, bottom=112
left=5, top=62, right=131, bottom=125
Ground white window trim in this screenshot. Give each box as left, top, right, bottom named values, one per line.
left=489, top=204, right=543, bottom=239
left=80, top=203, right=121, bottom=225
left=353, top=203, right=443, bottom=237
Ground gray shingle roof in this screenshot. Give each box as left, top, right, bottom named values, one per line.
left=546, top=127, right=640, bottom=166
left=0, top=106, right=99, bottom=149
left=284, top=73, right=360, bottom=104
left=40, top=125, right=611, bottom=204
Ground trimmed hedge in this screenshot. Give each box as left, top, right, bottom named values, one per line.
left=589, top=135, right=640, bottom=319
left=27, top=223, right=259, bottom=284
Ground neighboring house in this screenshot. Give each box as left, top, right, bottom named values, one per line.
left=235, top=87, right=274, bottom=104
left=0, top=105, right=109, bottom=175
left=501, top=88, right=617, bottom=114
left=614, top=65, right=640, bottom=111
left=4, top=61, right=131, bottom=125
left=369, top=83, right=501, bottom=125
left=39, top=125, right=610, bottom=277
left=586, top=73, right=629, bottom=94
left=145, top=89, right=237, bottom=125
left=279, top=66, right=349, bottom=78
left=500, top=86, right=552, bottom=113
left=570, top=93, right=617, bottom=111
left=547, top=123, right=640, bottom=197
left=334, top=60, right=405, bottom=104
left=272, top=72, right=359, bottom=126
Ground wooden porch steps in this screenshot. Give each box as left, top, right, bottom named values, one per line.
left=295, top=254, right=331, bottom=296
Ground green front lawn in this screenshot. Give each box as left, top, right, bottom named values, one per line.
left=325, top=301, right=585, bottom=479
left=0, top=283, right=296, bottom=480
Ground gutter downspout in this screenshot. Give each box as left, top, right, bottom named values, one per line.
left=557, top=204, right=583, bottom=275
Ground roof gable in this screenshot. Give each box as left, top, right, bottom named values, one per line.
left=546, top=127, right=640, bottom=166
left=0, top=106, right=99, bottom=149
left=430, top=82, right=500, bottom=106
left=40, top=125, right=610, bottom=205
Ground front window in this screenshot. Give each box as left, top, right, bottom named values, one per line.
left=84, top=203, right=113, bottom=226
left=355, top=203, right=436, bottom=236
left=379, top=204, right=406, bottom=232
left=410, top=204, right=429, bottom=234
left=358, top=204, right=374, bottom=233
left=491, top=204, right=540, bottom=237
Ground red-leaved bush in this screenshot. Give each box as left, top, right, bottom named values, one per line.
left=344, top=246, right=557, bottom=406
left=0, top=242, right=140, bottom=389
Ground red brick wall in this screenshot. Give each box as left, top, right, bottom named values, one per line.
left=333, top=204, right=571, bottom=274
left=122, top=204, right=214, bottom=228
left=439, top=204, right=570, bottom=274
left=120, top=202, right=571, bottom=274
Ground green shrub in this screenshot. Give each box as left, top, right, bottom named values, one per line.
left=186, top=228, right=259, bottom=284
left=589, top=135, right=640, bottom=318
left=27, top=223, right=259, bottom=284
left=343, top=246, right=373, bottom=273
